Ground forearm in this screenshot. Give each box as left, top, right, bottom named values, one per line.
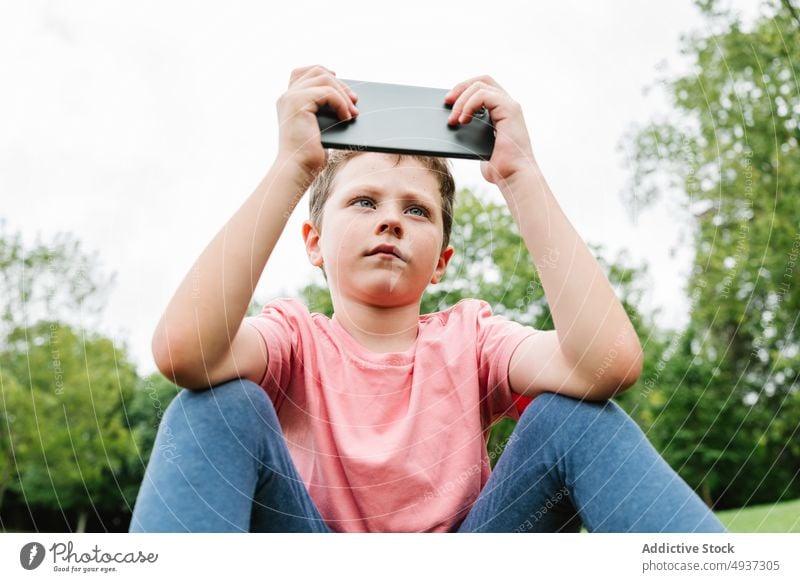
left=152, top=157, right=311, bottom=373
left=499, top=164, right=643, bottom=385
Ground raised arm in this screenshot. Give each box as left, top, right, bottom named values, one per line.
left=445, top=75, right=643, bottom=400
left=152, top=65, right=359, bottom=388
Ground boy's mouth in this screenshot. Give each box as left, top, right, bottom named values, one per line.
left=366, top=244, right=405, bottom=261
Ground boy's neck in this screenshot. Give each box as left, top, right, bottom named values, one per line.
left=331, top=296, right=421, bottom=354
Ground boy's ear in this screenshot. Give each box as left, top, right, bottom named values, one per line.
left=430, top=245, right=455, bottom=284
left=302, top=220, right=324, bottom=268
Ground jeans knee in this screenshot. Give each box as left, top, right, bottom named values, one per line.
left=163, top=378, right=279, bottom=439
left=517, top=392, right=623, bottom=441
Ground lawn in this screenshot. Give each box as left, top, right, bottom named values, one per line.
left=571, top=498, right=800, bottom=533
left=715, top=497, right=800, bottom=532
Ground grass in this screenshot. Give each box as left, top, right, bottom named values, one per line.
left=574, top=498, right=800, bottom=533
left=714, top=497, right=800, bottom=532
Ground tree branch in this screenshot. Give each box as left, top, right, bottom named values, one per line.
left=781, top=0, right=800, bottom=29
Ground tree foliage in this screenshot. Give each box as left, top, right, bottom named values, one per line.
left=1, top=322, right=139, bottom=529
left=0, top=225, right=148, bottom=532
left=623, top=0, right=800, bottom=506
left=0, top=220, right=116, bottom=347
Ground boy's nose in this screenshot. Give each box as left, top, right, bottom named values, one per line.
left=378, top=219, right=402, bottom=236
left=376, top=207, right=403, bottom=236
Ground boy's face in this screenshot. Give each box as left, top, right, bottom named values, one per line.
left=302, top=153, right=455, bottom=306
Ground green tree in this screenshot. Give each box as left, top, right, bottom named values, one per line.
left=0, top=220, right=116, bottom=348
left=623, top=0, right=800, bottom=506
left=0, top=375, right=30, bottom=511
left=1, top=321, right=140, bottom=532
left=0, top=223, right=144, bottom=531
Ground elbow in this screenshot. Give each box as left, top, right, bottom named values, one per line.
left=610, top=346, right=644, bottom=396
left=152, top=334, right=179, bottom=381
left=627, top=343, right=644, bottom=384
left=151, top=333, right=193, bottom=388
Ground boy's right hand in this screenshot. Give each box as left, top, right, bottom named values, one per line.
left=275, top=65, right=359, bottom=179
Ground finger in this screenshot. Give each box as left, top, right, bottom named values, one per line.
left=304, top=86, right=355, bottom=121
left=292, top=66, right=338, bottom=89
left=290, top=64, right=336, bottom=85
left=298, top=70, right=358, bottom=114
left=291, top=66, right=356, bottom=104
left=300, top=69, right=358, bottom=105
left=337, top=78, right=358, bottom=105
left=294, top=74, right=359, bottom=117
left=457, top=88, right=497, bottom=125
left=443, top=84, right=466, bottom=106
left=447, top=82, right=484, bottom=125
left=444, top=75, right=502, bottom=104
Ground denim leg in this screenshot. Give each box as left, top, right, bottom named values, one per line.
left=458, top=392, right=727, bottom=533
left=129, top=378, right=331, bottom=532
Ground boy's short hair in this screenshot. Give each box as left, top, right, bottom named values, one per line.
left=307, top=150, right=456, bottom=280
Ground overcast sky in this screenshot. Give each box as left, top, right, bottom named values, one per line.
left=1, top=0, right=760, bottom=377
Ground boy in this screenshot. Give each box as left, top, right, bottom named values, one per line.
left=130, top=65, right=726, bottom=533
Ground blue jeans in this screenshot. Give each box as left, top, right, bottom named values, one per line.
left=129, top=379, right=726, bottom=533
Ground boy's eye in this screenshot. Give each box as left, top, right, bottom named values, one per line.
left=351, top=197, right=429, bottom=217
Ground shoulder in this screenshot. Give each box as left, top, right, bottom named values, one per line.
left=245, top=298, right=322, bottom=353
left=248, top=297, right=318, bottom=330
left=255, top=297, right=312, bottom=316
left=420, top=298, right=496, bottom=329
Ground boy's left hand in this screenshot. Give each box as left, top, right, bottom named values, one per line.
left=445, top=76, right=536, bottom=186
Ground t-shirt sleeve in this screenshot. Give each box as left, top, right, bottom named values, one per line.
left=242, top=298, right=306, bottom=411
left=474, top=300, right=540, bottom=426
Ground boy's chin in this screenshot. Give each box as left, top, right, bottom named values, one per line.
left=352, top=279, right=421, bottom=304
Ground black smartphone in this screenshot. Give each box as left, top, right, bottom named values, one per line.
left=316, top=79, right=495, bottom=161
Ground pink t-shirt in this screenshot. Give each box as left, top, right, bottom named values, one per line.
left=243, top=297, right=538, bottom=533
